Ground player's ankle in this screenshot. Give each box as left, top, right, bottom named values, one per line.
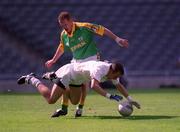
left=61, top=104, right=68, bottom=112
left=29, top=77, right=41, bottom=87
left=77, top=104, right=84, bottom=109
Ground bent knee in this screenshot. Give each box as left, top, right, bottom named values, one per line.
left=70, top=100, right=79, bottom=105
left=47, top=100, right=56, bottom=104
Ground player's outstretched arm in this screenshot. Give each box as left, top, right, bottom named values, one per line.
left=91, top=79, right=123, bottom=102
left=45, top=43, right=64, bottom=69
left=115, top=83, right=141, bottom=109
left=104, top=27, right=129, bottom=48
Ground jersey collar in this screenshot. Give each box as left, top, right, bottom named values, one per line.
left=65, top=22, right=76, bottom=37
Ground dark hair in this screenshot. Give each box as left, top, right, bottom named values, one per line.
left=110, top=63, right=124, bottom=75
left=58, top=11, right=72, bottom=22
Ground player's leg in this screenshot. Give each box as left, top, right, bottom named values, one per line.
left=42, top=71, right=71, bottom=117
left=48, top=84, right=64, bottom=104
left=68, top=85, right=82, bottom=105
left=17, top=73, right=64, bottom=104
left=51, top=90, right=69, bottom=117
left=73, top=55, right=99, bottom=117
left=51, top=85, right=82, bottom=117
left=75, top=83, right=88, bottom=117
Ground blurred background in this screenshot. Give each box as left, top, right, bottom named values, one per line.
left=0, top=0, right=179, bottom=92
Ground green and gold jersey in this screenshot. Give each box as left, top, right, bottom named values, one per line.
left=59, top=22, right=105, bottom=60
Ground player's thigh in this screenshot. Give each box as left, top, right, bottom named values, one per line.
left=49, top=84, right=63, bottom=103
left=81, top=82, right=90, bottom=91
left=69, top=86, right=82, bottom=105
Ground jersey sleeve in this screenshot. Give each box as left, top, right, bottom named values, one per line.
left=57, top=43, right=64, bottom=52
left=90, top=67, right=105, bottom=82
left=60, top=30, right=65, bottom=45
left=76, top=22, right=105, bottom=36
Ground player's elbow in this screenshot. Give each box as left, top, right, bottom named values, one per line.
left=91, top=79, right=99, bottom=89
left=91, top=83, right=99, bottom=90
left=90, top=83, right=96, bottom=89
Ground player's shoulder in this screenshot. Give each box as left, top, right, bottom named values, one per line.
left=96, top=60, right=110, bottom=65
left=86, top=60, right=110, bottom=67
left=75, top=22, right=93, bottom=29
left=96, top=61, right=112, bottom=70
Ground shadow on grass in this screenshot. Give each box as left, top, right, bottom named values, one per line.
left=78, top=115, right=179, bottom=120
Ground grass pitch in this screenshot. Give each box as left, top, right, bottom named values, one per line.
left=0, top=89, right=180, bottom=132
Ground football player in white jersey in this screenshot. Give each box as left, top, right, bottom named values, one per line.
left=17, top=61, right=140, bottom=116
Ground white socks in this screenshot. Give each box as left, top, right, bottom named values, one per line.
left=29, top=77, right=41, bottom=87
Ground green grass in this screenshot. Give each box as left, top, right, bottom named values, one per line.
left=0, top=89, right=180, bottom=132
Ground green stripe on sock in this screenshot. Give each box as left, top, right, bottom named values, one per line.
left=78, top=104, right=84, bottom=109
left=62, top=105, right=68, bottom=111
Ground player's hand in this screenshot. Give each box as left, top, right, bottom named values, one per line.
left=115, top=37, right=129, bottom=48
left=120, top=39, right=129, bottom=48
left=127, top=96, right=140, bottom=109
left=110, top=94, right=123, bottom=102
left=45, top=59, right=54, bottom=69
left=129, top=101, right=141, bottom=109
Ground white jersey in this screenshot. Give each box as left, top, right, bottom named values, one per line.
left=55, top=61, right=119, bottom=88
left=71, top=55, right=98, bottom=63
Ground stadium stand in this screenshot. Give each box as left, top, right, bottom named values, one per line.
left=0, top=0, right=179, bottom=89
left=0, top=28, right=44, bottom=78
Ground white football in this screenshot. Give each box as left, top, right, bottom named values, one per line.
left=118, top=101, right=133, bottom=117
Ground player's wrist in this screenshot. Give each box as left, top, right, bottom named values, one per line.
left=105, top=93, right=111, bottom=99
left=127, top=96, right=133, bottom=102
left=115, top=37, right=123, bottom=47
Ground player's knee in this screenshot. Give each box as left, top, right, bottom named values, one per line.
left=69, top=95, right=80, bottom=105
left=71, top=102, right=78, bottom=105
left=70, top=99, right=79, bottom=105
left=47, top=99, right=56, bottom=104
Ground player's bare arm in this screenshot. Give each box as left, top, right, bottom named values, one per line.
left=91, top=78, right=107, bottom=97
left=91, top=78, right=122, bottom=102
left=115, top=83, right=141, bottom=109
left=45, top=43, right=64, bottom=69
left=115, top=83, right=129, bottom=98
left=104, top=27, right=129, bottom=48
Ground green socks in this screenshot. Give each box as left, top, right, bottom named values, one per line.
left=62, top=104, right=68, bottom=112
left=78, top=104, right=84, bottom=109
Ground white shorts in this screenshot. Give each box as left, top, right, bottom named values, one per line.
left=70, top=55, right=99, bottom=88
left=55, top=63, right=72, bottom=88
left=56, top=55, right=99, bottom=87
left=55, top=63, right=88, bottom=87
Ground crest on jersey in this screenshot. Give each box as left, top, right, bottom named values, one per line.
left=66, top=42, right=69, bottom=46
left=65, top=38, right=69, bottom=46
left=78, top=37, right=83, bottom=42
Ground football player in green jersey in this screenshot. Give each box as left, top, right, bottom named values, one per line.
left=45, top=11, right=129, bottom=117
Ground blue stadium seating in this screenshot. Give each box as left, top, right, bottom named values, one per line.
left=0, top=0, right=179, bottom=77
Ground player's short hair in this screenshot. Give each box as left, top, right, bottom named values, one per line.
left=110, top=62, right=124, bottom=75
left=58, top=11, right=72, bottom=22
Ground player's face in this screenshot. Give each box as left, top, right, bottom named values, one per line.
left=59, top=19, right=73, bottom=33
